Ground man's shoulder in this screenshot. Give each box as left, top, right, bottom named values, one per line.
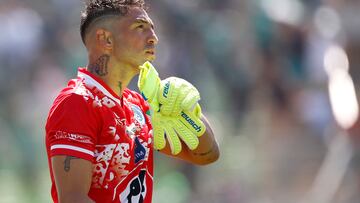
left=51, top=79, right=85, bottom=104
left=47, top=77, right=96, bottom=117
left=123, top=89, right=147, bottom=105
left=123, top=88, right=141, bottom=97
left=48, top=92, right=90, bottom=118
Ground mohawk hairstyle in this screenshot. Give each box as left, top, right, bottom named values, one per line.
left=80, top=0, right=145, bottom=44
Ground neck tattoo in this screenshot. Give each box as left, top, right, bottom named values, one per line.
left=118, top=81, right=122, bottom=95
left=88, top=54, right=110, bottom=76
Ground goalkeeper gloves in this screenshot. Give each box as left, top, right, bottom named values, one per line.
left=138, top=62, right=206, bottom=155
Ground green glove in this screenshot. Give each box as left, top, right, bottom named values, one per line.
left=151, top=104, right=205, bottom=155
left=138, top=61, right=206, bottom=155
left=158, top=77, right=201, bottom=117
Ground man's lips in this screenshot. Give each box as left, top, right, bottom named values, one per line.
left=145, top=47, right=155, bottom=55
left=145, top=50, right=155, bottom=55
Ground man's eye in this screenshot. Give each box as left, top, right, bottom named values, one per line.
left=137, top=25, right=144, bottom=29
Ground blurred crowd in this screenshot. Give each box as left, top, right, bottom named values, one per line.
left=1, top=0, right=360, bottom=202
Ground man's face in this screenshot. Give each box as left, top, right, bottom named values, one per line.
left=111, top=7, right=158, bottom=68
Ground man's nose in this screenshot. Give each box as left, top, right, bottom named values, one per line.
left=148, top=30, right=158, bottom=45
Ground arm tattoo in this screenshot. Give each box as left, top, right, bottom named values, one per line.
left=64, top=156, right=79, bottom=172
left=192, top=143, right=217, bottom=157
left=192, top=148, right=214, bottom=156
left=88, top=54, right=110, bottom=76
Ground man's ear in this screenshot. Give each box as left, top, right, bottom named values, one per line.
left=96, top=29, right=113, bottom=50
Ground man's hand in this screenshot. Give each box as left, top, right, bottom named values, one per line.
left=159, top=115, right=220, bottom=165
left=158, top=77, right=200, bottom=116
left=151, top=104, right=205, bottom=155
left=138, top=62, right=206, bottom=155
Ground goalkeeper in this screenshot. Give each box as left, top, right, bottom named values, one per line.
left=45, top=1, right=219, bottom=202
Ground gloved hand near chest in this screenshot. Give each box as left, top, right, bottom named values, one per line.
left=138, top=61, right=206, bottom=155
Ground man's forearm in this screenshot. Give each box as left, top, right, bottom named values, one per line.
left=188, top=115, right=219, bottom=165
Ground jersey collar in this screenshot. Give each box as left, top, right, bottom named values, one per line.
left=77, top=68, right=122, bottom=104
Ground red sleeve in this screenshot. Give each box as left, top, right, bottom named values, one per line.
left=46, top=94, right=100, bottom=162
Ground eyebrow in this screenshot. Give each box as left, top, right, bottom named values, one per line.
left=134, top=18, right=154, bottom=29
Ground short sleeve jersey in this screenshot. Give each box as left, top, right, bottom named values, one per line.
left=45, top=68, right=153, bottom=203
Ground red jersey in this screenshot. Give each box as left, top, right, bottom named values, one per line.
left=45, top=68, right=153, bottom=203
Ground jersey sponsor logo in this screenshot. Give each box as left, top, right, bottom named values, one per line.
left=131, top=104, right=146, bottom=126
left=162, top=81, right=170, bottom=98
left=134, top=137, right=146, bottom=164
left=181, top=111, right=202, bottom=132
left=119, top=170, right=147, bottom=203
left=54, top=131, right=93, bottom=144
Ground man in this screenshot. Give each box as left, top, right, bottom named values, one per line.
left=45, top=0, right=219, bottom=202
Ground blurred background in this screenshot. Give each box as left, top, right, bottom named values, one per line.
left=1, top=0, right=360, bottom=202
